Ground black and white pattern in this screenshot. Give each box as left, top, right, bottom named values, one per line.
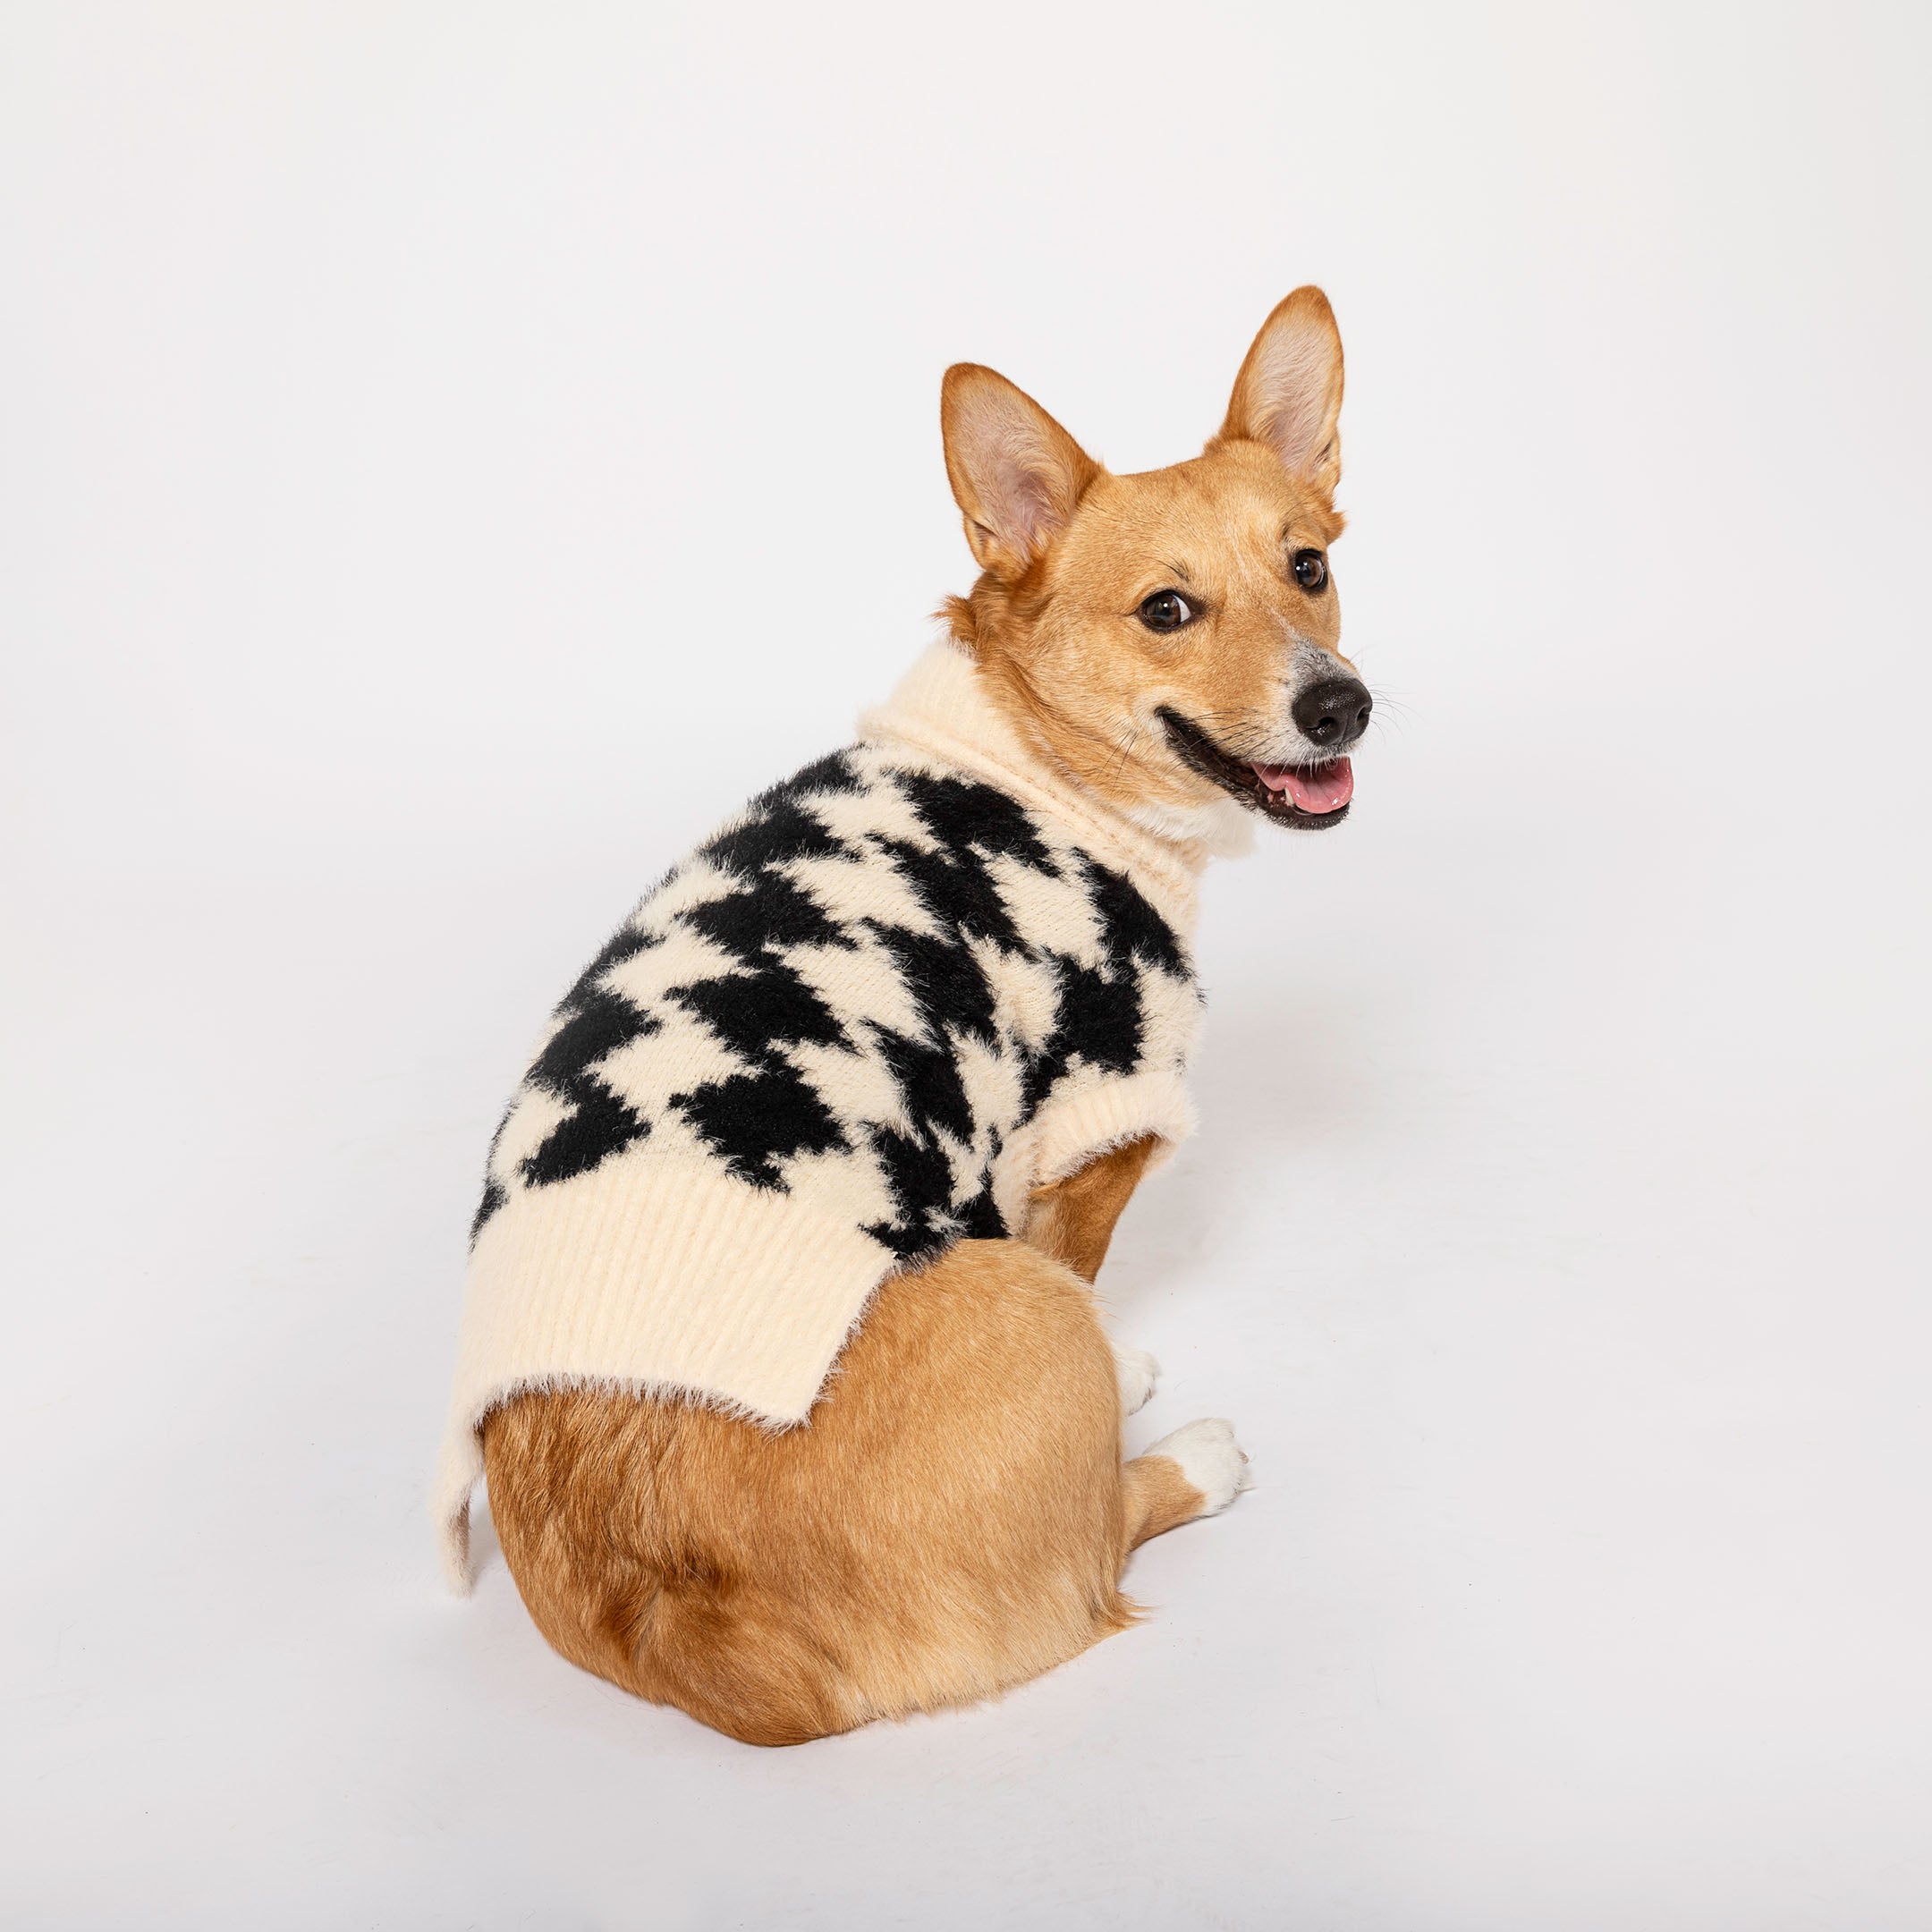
left=472, top=742, right=1199, bottom=1273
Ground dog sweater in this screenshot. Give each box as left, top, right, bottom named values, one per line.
left=434, top=640, right=1231, bottom=1587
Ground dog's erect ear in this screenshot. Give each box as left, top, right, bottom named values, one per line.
left=941, top=365, right=1099, bottom=581
left=1216, top=287, right=1344, bottom=497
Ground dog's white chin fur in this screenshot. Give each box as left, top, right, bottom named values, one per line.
left=1126, top=790, right=1257, bottom=859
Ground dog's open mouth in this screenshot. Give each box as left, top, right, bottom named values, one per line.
left=1157, top=708, right=1354, bottom=828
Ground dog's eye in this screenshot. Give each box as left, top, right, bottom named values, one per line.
left=1292, top=549, right=1329, bottom=592
left=1138, top=589, right=1195, bottom=633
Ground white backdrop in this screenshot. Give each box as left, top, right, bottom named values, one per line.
left=4, top=4, right=1928, bottom=1927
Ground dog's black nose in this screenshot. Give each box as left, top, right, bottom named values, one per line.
left=1292, top=676, right=1372, bottom=749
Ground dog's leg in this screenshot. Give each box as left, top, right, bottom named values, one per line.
left=1026, top=1134, right=1162, bottom=1415
left=1023, top=1138, right=1248, bottom=1536
left=1122, top=1419, right=1250, bottom=1549
left=1114, top=1347, right=1161, bottom=1417
left=1022, top=1133, right=1157, bottom=1283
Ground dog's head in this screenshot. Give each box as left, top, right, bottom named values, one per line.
left=941, top=288, right=1366, bottom=835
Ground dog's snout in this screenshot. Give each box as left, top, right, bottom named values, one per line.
left=1292, top=676, right=1372, bottom=750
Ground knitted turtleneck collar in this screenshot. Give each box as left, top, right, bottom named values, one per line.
left=857, top=639, right=1251, bottom=932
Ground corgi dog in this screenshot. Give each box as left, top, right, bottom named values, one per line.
left=462, top=288, right=1367, bottom=1745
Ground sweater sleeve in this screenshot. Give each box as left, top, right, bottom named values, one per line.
left=1026, top=953, right=1203, bottom=1187
left=1028, top=1058, right=1198, bottom=1187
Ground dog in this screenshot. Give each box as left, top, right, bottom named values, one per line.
left=438, top=287, right=1367, bottom=1745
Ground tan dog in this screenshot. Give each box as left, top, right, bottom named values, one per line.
left=479, top=288, right=1366, bottom=1745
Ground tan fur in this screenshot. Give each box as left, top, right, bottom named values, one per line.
left=940, top=288, right=1354, bottom=821
left=483, top=1141, right=1199, bottom=1747
left=482, top=292, right=1352, bottom=1742
left=1023, top=1131, right=1158, bottom=1283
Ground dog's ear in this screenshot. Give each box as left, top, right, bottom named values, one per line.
left=941, top=365, right=1099, bottom=580
left=1216, top=287, right=1344, bottom=497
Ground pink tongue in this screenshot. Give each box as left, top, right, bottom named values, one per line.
left=1253, top=757, right=1354, bottom=813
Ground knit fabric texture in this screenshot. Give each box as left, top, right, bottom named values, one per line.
left=434, top=641, right=1226, bottom=1587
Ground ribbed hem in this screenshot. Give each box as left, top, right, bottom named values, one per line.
left=432, top=1157, right=889, bottom=1591
left=1031, top=1067, right=1197, bottom=1187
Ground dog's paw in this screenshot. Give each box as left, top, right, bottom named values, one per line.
left=1114, top=1347, right=1161, bottom=1417
left=1145, top=1418, right=1250, bottom=1514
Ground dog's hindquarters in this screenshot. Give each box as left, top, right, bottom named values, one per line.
left=481, top=1139, right=1241, bottom=1744
left=485, top=1236, right=1141, bottom=1743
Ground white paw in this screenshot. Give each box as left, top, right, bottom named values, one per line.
left=1114, top=1347, right=1161, bottom=1417
left=1145, top=1418, right=1250, bottom=1514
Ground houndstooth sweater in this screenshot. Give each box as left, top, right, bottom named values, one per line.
left=435, top=640, right=1241, bottom=1586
